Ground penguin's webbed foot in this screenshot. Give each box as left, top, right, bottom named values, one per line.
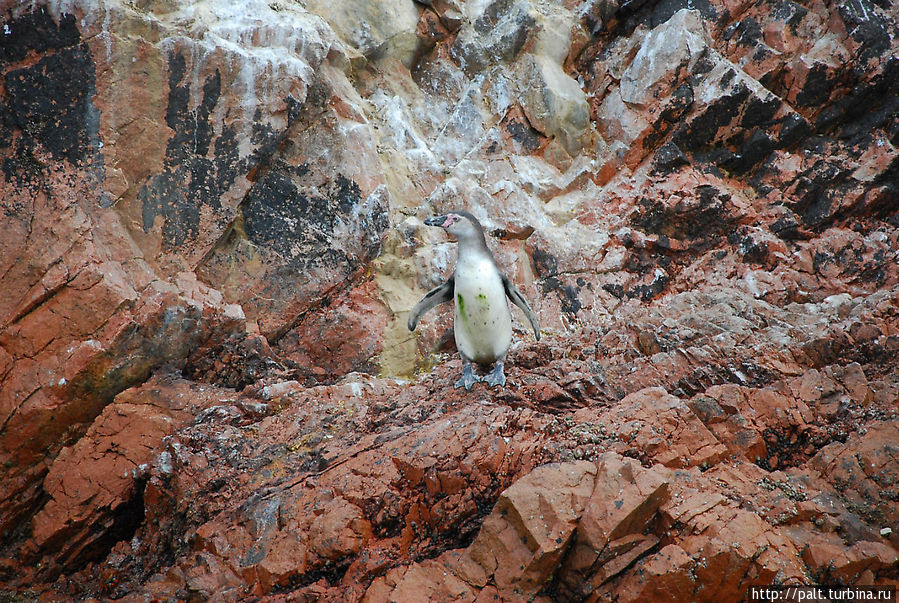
left=454, top=360, right=479, bottom=391
left=483, top=360, right=506, bottom=388
left=454, top=372, right=479, bottom=391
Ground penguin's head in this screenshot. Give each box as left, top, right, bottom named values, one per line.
left=424, top=211, right=485, bottom=243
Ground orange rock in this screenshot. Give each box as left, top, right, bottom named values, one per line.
left=612, top=544, right=695, bottom=602
left=559, top=453, right=670, bottom=598
left=308, top=497, right=373, bottom=561
left=465, top=461, right=597, bottom=596
left=29, top=375, right=226, bottom=575
left=601, top=387, right=728, bottom=468
left=809, top=421, right=899, bottom=527
left=3, top=0, right=899, bottom=599
left=277, top=279, right=391, bottom=379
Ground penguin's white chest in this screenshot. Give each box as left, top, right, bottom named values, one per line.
left=453, top=255, right=512, bottom=363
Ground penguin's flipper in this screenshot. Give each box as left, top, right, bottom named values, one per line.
left=502, top=275, right=541, bottom=340
left=407, top=276, right=455, bottom=331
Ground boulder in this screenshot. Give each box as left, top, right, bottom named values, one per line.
left=559, top=453, right=670, bottom=598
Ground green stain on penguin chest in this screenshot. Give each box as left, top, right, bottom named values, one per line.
left=453, top=266, right=513, bottom=362
left=457, top=293, right=491, bottom=323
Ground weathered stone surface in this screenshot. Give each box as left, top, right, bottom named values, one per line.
left=559, top=453, right=670, bottom=598
left=0, top=0, right=383, bottom=552
left=365, top=552, right=478, bottom=603
left=2, top=0, right=899, bottom=599
left=462, top=461, right=596, bottom=595
left=596, top=9, right=709, bottom=168
left=30, top=375, right=227, bottom=576
left=596, top=387, right=729, bottom=468
left=305, top=0, right=421, bottom=66
left=612, top=543, right=696, bottom=602
left=195, top=62, right=390, bottom=339
left=517, top=53, right=590, bottom=155
left=802, top=539, right=898, bottom=584
left=0, top=265, right=246, bottom=536
left=450, top=0, right=536, bottom=74
left=808, top=421, right=899, bottom=528
left=275, top=278, right=392, bottom=378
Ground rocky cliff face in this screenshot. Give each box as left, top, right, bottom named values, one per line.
left=1, top=0, right=897, bottom=600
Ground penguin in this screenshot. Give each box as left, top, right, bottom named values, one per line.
left=407, top=211, right=540, bottom=390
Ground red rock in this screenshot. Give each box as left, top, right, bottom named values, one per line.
left=250, top=549, right=297, bottom=591
left=0, top=272, right=245, bottom=534
left=690, top=386, right=768, bottom=461
left=610, top=544, right=695, bottom=602
left=808, top=421, right=899, bottom=527
left=601, top=387, right=728, bottom=469
left=27, top=375, right=229, bottom=576
left=829, top=362, right=873, bottom=405
left=680, top=512, right=805, bottom=598
left=559, top=453, right=670, bottom=598
left=367, top=552, right=477, bottom=603
left=3, top=0, right=899, bottom=599
left=803, top=540, right=898, bottom=584
left=276, top=278, right=391, bottom=380
left=746, top=387, right=813, bottom=431
left=583, top=455, right=669, bottom=541
left=462, top=461, right=596, bottom=596
left=308, top=497, right=373, bottom=561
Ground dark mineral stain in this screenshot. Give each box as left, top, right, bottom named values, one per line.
left=505, top=117, right=542, bottom=152
left=630, top=186, right=735, bottom=243
left=782, top=156, right=854, bottom=229
left=531, top=246, right=559, bottom=278
left=770, top=0, right=808, bottom=32
left=332, top=173, right=362, bottom=215
left=837, top=0, right=891, bottom=65
left=739, top=95, right=780, bottom=130
left=601, top=283, right=623, bottom=300
left=0, top=7, right=80, bottom=64
left=1, top=9, right=98, bottom=172
left=542, top=277, right=582, bottom=315
left=239, top=166, right=385, bottom=275
left=769, top=216, right=805, bottom=240
left=644, top=83, right=694, bottom=152
left=834, top=58, right=899, bottom=144
left=776, top=113, right=812, bottom=149
left=651, top=142, right=690, bottom=174
left=500, top=106, right=545, bottom=153
left=732, top=18, right=762, bottom=47
left=648, top=0, right=718, bottom=27
left=138, top=51, right=243, bottom=249
left=724, top=130, right=776, bottom=175
left=241, top=170, right=343, bottom=269
left=140, top=51, right=329, bottom=252
left=531, top=246, right=581, bottom=315
left=633, top=272, right=670, bottom=302
left=728, top=229, right=769, bottom=265
left=795, top=63, right=837, bottom=108
left=674, top=83, right=751, bottom=153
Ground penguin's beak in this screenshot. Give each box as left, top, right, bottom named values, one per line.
left=424, top=215, right=448, bottom=227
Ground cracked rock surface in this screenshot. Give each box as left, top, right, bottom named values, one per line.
left=1, top=0, right=897, bottom=600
